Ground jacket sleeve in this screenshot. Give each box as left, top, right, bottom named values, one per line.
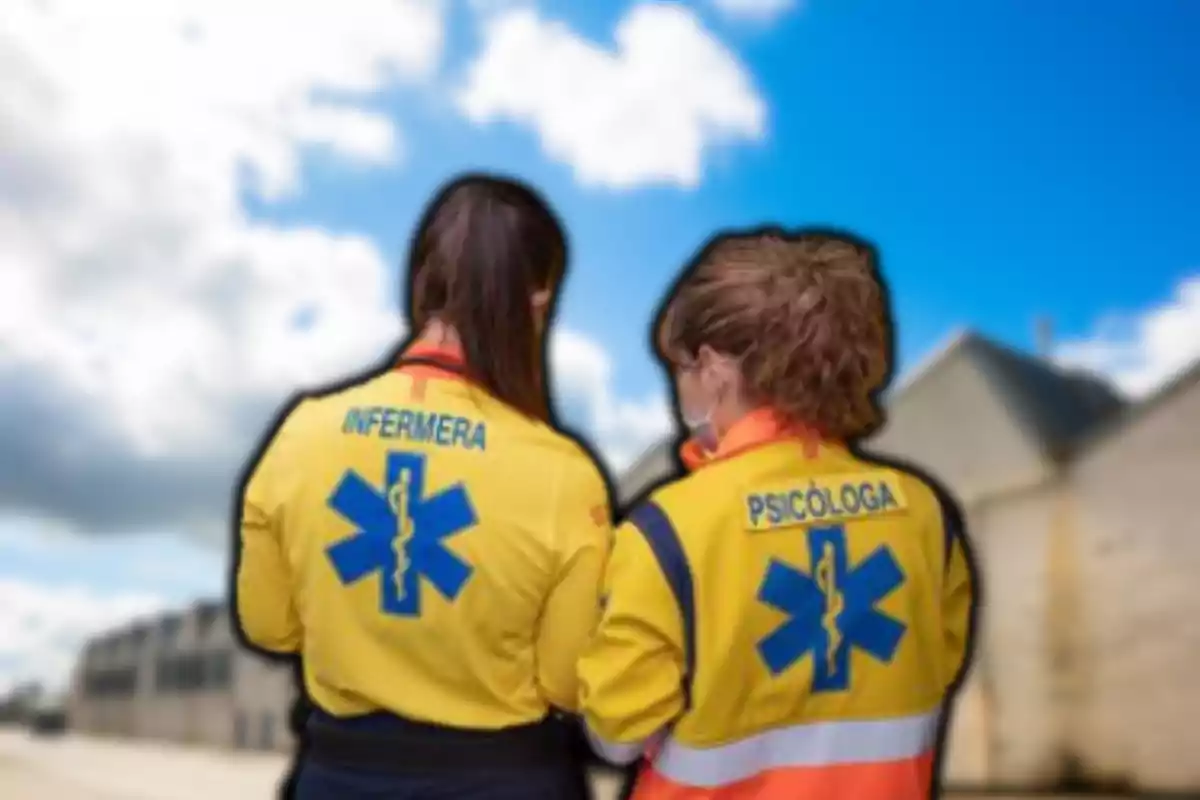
left=938, top=495, right=976, bottom=689
left=576, top=513, right=687, bottom=765
left=534, top=457, right=613, bottom=712
left=234, top=405, right=304, bottom=654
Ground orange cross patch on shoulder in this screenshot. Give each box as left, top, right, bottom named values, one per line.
left=590, top=504, right=609, bottom=526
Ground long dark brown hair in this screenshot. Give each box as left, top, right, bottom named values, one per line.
left=406, top=174, right=567, bottom=421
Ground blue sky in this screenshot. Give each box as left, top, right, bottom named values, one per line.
left=254, top=0, right=1200, bottom=398
left=1, top=0, right=1198, bottom=693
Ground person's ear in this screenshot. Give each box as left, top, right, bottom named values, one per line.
left=699, top=345, right=741, bottom=376
left=531, top=288, right=551, bottom=314
left=694, top=345, right=733, bottom=394
left=695, top=344, right=721, bottom=372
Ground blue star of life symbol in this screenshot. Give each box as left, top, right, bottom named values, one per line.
left=326, top=450, right=478, bottom=617
left=756, top=524, right=907, bottom=692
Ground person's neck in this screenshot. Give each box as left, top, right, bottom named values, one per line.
left=418, top=318, right=462, bottom=350
left=710, top=402, right=757, bottom=443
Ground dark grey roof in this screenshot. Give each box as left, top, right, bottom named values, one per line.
left=618, top=440, right=681, bottom=506
left=195, top=600, right=221, bottom=631
left=95, top=633, right=119, bottom=653
left=962, top=334, right=1128, bottom=461
left=1069, top=352, right=1200, bottom=455
left=158, top=613, right=183, bottom=640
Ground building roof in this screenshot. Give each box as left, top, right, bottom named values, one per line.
left=618, top=439, right=680, bottom=505
left=1069, top=350, right=1200, bottom=455
left=195, top=600, right=222, bottom=631
left=902, top=331, right=1128, bottom=462
left=81, top=608, right=186, bottom=657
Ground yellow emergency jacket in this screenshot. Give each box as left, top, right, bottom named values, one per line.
left=235, top=342, right=612, bottom=729
left=578, top=409, right=975, bottom=799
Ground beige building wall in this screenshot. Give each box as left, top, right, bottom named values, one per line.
left=232, top=650, right=296, bottom=753
left=132, top=624, right=162, bottom=740
left=69, top=602, right=296, bottom=754
left=968, top=483, right=1064, bottom=786
left=944, top=365, right=1200, bottom=792
left=869, top=338, right=1060, bottom=787
left=844, top=344, right=1199, bottom=791
left=191, top=613, right=237, bottom=748
left=79, top=633, right=139, bottom=738
left=148, top=615, right=189, bottom=743
left=938, top=668, right=990, bottom=784
left=66, top=649, right=95, bottom=732
left=1059, top=370, right=1200, bottom=792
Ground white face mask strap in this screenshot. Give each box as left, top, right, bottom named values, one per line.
left=709, top=349, right=748, bottom=409
left=682, top=401, right=711, bottom=429
left=682, top=347, right=745, bottom=429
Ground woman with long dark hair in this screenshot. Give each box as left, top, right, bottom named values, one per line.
left=234, top=174, right=611, bottom=799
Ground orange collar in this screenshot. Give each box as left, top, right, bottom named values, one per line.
left=679, top=408, right=829, bottom=471
left=394, top=339, right=468, bottom=387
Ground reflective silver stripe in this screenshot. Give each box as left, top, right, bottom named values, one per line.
left=652, top=710, right=941, bottom=788
left=585, top=725, right=649, bottom=765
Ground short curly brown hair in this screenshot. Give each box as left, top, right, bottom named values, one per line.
left=656, top=229, right=891, bottom=440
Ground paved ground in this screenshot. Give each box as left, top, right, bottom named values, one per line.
left=0, top=728, right=1098, bottom=799
left=0, top=729, right=292, bottom=799
left=0, top=728, right=623, bottom=799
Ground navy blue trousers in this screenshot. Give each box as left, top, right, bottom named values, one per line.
left=292, top=759, right=588, bottom=800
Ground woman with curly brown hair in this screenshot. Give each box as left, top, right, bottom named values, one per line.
left=578, top=229, right=976, bottom=800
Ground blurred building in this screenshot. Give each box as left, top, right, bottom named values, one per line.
left=67, top=600, right=296, bottom=753
left=0, top=681, right=45, bottom=724
left=619, top=330, right=1200, bottom=794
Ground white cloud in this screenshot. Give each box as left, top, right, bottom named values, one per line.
left=552, top=331, right=673, bottom=470
left=467, top=0, right=533, bottom=16
left=457, top=3, right=767, bottom=189
left=710, top=0, right=800, bottom=24
left=0, top=0, right=679, bottom=541
left=0, top=577, right=167, bottom=696
left=0, top=0, right=447, bottom=538
left=1053, top=274, right=1200, bottom=397
left=0, top=519, right=225, bottom=694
